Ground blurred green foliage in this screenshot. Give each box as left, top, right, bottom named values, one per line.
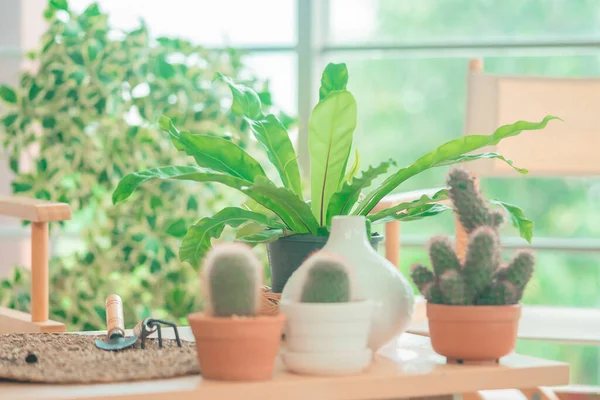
left=331, top=0, right=600, bottom=384
left=0, top=1, right=284, bottom=330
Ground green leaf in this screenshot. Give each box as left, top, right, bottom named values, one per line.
left=241, top=198, right=275, bottom=217
left=371, top=203, right=452, bottom=224
left=112, top=166, right=252, bottom=205
left=87, top=39, right=101, bottom=62
left=2, top=114, right=18, bottom=127
left=82, top=3, right=100, bottom=17
left=309, top=90, right=357, bottom=225
left=49, top=0, right=69, bottom=11
left=156, top=55, right=175, bottom=79
left=319, top=63, right=348, bottom=100
left=28, top=82, right=42, bottom=101
left=356, top=116, right=559, bottom=216
left=235, top=221, right=267, bottom=239
left=159, top=116, right=266, bottom=181
left=247, top=114, right=302, bottom=197
left=342, top=148, right=360, bottom=186
left=490, top=200, right=534, bottom=243
left=327, top=159, right=396, bottom=222
left=166, top=218, right=188, bottom=238
left=0, top=85, right=17, bottom=103
left=214, top=73, right=262, bottom=120
left=68, top=51, right=84, bottom=65
left=179, top=207, right=284, bottom=266
left=236, top=228, right=284, bottom=245
left=215, top=78, right=302, bottom=197
left=368, top=189, right=449, bottom=223
left=434, top=152, right=528, bottom=174
left=248, top=176, right=319, bottom=235
left=187, top=196, right=198, bottom=211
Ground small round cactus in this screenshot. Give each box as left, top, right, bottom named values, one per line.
left=201, top=243, right=262, bottom=317
left=299, top=252, right=354, bottom=303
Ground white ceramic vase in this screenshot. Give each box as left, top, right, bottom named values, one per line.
left=281, top=216, right=415, bottom=351
left=280, top=300, right=373, bottom=375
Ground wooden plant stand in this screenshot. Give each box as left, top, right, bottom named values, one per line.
left=0, top=328, right=569, bottom=400
left=0, top=196, right=71, bottom=333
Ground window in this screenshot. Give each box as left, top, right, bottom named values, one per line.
left=2, top=0, right=598, bottom=385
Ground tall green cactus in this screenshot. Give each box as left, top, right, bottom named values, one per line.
left=409, top=167, right=535, bottom=306
left=300, top=252, right=353, bottom=303
left=201, top=243, right=261, bottom=317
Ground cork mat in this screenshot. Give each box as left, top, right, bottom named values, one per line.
left=0, top=333, right=199, bottom=384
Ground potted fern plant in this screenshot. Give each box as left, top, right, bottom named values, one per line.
left=280, top=251, right=373, bottom=375
left=410, top=167, right=535, bottom=364
left=187, top=243, right=285, bottom=381
left=112, top=62, right=556, bottom=293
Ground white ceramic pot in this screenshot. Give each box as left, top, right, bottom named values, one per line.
left=280, top=300, right=373, bottom=352
left=281, top=348, right=372, bottom=376
left=281, top=216, right=415, bottom=351
left=280, top=299, right=373, bottom=375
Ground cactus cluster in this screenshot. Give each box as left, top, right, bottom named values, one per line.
left=410, top=167, right=535, bottom=306
left=300, top=252, right=354, bottom=303
left=201, top=243, right=262, bottom=317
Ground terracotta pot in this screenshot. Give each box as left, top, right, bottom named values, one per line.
left=187, top=312, right=285, bottom=381
left=427, top=303, right=521, bottom=364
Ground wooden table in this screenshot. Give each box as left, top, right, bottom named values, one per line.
left=0, top=328, right=568, bottom=400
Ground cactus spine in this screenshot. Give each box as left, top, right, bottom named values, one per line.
left=201, top=243, right=262, bottom=317
left=409, top=167, right=535, bottom=306
left=300, top=252, right=354, bottom=303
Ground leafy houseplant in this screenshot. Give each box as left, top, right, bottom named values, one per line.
left=279, top=251, right=374, bottom=376
left=113, top=62, right=557, bottom=293
left=187, top=243, right=285, bottom=381
left=410, top=167, right=535, bottom=364
left=0, top=0, right=280, bottom=330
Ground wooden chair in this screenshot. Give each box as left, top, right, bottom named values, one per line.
left=0, top=196, right=71, bottom=333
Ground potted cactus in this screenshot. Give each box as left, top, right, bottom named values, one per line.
left=279, top=251, right=373, bottom=375
left=410, top=167, right=535, bottom=364
left=187, top=243, right=285, bottom=381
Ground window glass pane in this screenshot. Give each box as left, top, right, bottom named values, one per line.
left=243, top=53, right=297, bottom=115
left=71, top=0, right=296, bottom=46
left=329, top=0, right=600, bottom=44
left=326, top=54, right=600, bottom=239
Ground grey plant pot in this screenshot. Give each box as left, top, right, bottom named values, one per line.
left=266, top=233, right=384, bottom=293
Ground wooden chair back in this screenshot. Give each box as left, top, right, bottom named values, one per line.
left=465, top=58, right=600, bottom=177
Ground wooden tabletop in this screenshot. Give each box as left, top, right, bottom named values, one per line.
left=0, top=327, right=568, bottom=400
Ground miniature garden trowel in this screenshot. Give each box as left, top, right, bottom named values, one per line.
left=95, top=294, right=139, bottom=351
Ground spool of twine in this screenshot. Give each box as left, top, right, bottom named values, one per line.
left=455, top=173, right=480, bottom=264
left=259, top=286, right=281, bottom=316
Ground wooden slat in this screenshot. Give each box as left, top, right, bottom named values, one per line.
left=408, top=305, right=600, bottom=346
left=0, top=196, right=71, bottom=222
left=0, top=307, right=64, bottom=333
left=0, top=330, right=568, bottom=400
